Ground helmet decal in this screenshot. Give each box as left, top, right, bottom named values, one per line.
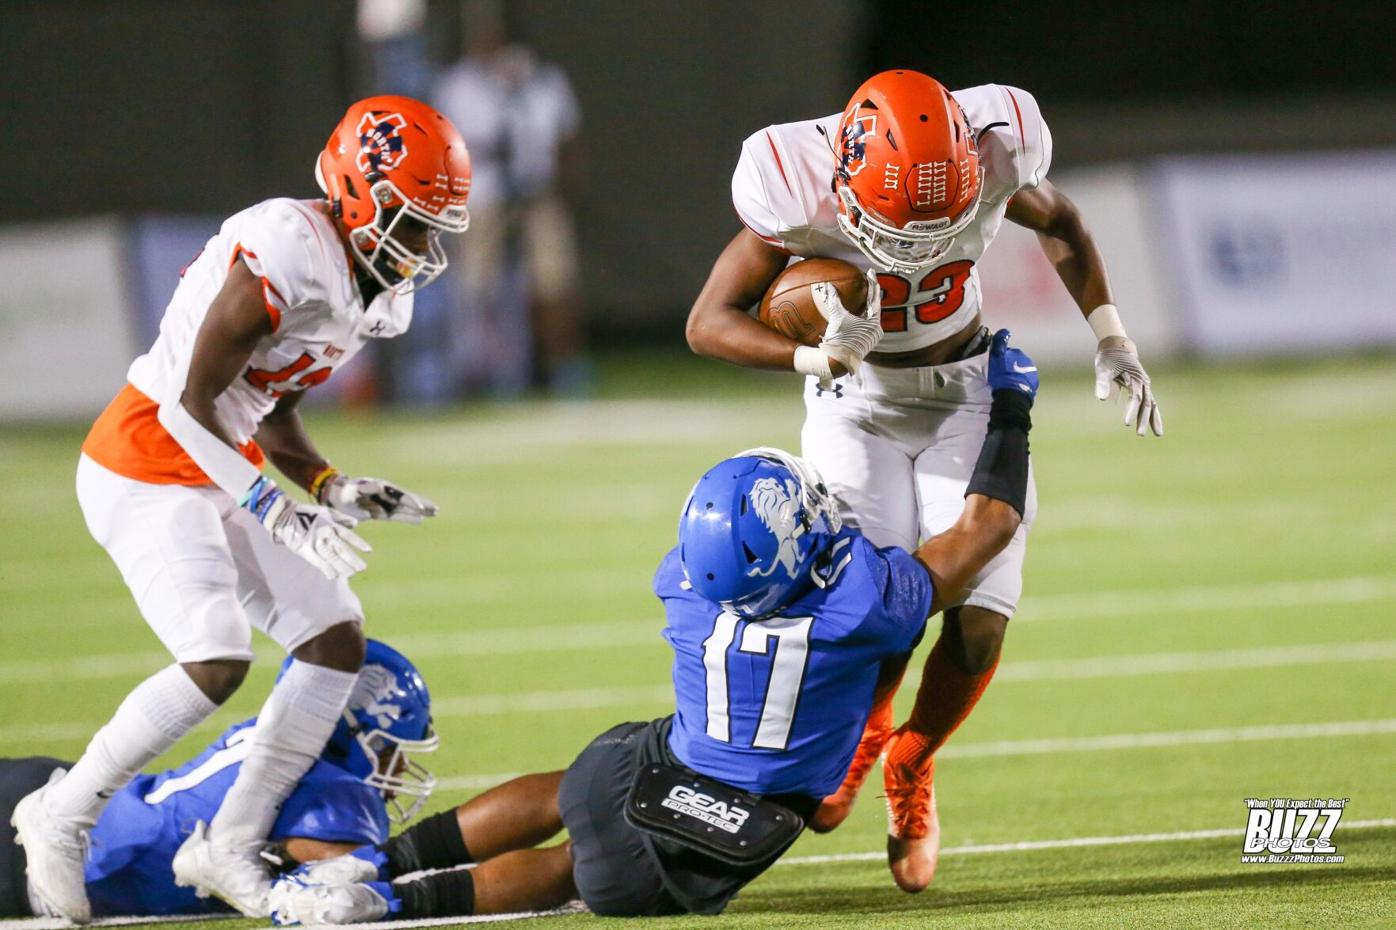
left=355, top=112, right=409, bottom=175
left=348, top=663, right=406, bottom=731
left=746, top=477, right=804, bottom=580
left=838, top=112, right=876, bottom=180
left=911, top=161, right=948, bottom=211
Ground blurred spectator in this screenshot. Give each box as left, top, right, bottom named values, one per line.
left=357, top=0, right=431, bottom=99
left=433, top=0, right=592, bottom=397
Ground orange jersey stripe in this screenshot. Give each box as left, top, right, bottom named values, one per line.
left=230, top=244, right=286, bottom=331
left=82, top=383, right=265, bottom=486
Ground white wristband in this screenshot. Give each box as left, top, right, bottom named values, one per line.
left=158, top=398, right=263, bottom=500
left=1087, top=304, right=1128, bottom=342
left=792, top=345, right=833, bottom=380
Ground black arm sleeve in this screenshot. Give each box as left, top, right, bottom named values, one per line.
left=964, top=389, right=1033, bottom=517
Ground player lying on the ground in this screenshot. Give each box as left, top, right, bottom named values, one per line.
left=685, top=68, right=1164, bottom=892
left=265, top=331, right=1038, bottom=924
left=0, top=641, right=436, bottom=920
left=12, top=96, right=471, bottom=923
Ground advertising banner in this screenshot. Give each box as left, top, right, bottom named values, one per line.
left=975, top=165, right=1177, bottom=367
left=0, top=219, right=135, bottom=420
left=1156, top=151, right=1396, bottom=355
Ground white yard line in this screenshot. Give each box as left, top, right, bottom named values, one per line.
left=996, top=639, right=1396, bottom=682
left=5, top=572, right=1396, bottom=685
left=779, top=817, right=1396, bottom=866
left=6, top=637, right=1396, bottom=747
left=433, top=718, right=1396, bottom=793
left=1014, top=574, right=1396, bottom=623
left=4, top=822, right=1392, bottom=930
left=937, top=718, right=1396, bottom=759
left=0, top=907, right=579, bottom=930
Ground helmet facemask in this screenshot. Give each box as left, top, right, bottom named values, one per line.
left=349, top=178, right=470, bottom=296
left=352, top=715, right=440, bottom=825
left=835, top=169, right=984, bottom=275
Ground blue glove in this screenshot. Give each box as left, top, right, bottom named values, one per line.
left=987, top=329, right=1038, bottom=399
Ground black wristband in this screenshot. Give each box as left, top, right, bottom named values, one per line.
left=382, top=809, right=472, bottom=876
left=964, top=389, right=1033, bottom=516
left=987, top=388, right=1033, bottom=432
left=398, top=869, right=476, bottom=919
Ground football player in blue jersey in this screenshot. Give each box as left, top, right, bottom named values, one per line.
left=268, top=331, right=1038, bottom=924
left=0, top=641, right=436, bottom=919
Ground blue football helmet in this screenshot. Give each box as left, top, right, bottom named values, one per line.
left=679, top=447, right=842, bottom=618
left=279, top=639, right=438, bottom=824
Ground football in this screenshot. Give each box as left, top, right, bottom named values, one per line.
left=757, top=257, right=868, bottom=347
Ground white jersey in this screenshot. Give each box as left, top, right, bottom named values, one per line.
left=732, top=84, right=1052, bottom=353
left=128, top=198, right=411, bottom=446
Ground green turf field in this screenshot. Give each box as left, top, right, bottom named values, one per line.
left=2, top=352, right=1394, bottom=929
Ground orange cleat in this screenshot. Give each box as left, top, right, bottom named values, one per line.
left=811, top=700, right=894, bottom=832
left=882, top=730, right=940, bottom=893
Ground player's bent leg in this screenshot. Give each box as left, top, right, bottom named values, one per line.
left=290, top=620, right=368, bottom=673
left=374, top=772, right=565, bottom=878
left=461, top=842, right=576, bottom=916
left=882, top=607, right=1007, bottom=893
left=179, top=659, right=250, bottom=705
left=947, top=605, right=1008, bottom=674
left=20, top=662, right=221, bottom=924
left=811, top=651, right=912, bottom=833
left=272, top=844, right=576, bottom=925
left=186, top=509, right=373, bottom=917
left=179, top=624, right=364, bottom=916
left=453, top=772, right=565, bottom=862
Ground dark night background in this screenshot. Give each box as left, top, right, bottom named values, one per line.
left=3, top=0, right=1393, bottom=334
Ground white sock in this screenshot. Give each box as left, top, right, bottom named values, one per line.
left=44, top=664, right=217, bottom=824
left=209, top=660, right=358, bottom=845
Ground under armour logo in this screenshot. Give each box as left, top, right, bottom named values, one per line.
left=815, top=383, right=845, bottom=398
left=369, top=320, right=387, bottom=335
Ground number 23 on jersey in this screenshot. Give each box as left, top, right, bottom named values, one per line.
left=877, top=260, right=974, bottom=333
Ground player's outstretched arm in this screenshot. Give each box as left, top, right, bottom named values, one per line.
left=915, top=331, right=1036, bottom=613
left=1007, top=180, right=1162, bottom=437
left=258, top=393, right=437, bottom=524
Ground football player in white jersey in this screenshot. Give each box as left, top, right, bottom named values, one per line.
left=11, top=96, right=472, bottom=922
left=686, top=69, right=1163, bottom=893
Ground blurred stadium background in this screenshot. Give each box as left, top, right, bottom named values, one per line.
left=1, top=2, right=1394, bottom=927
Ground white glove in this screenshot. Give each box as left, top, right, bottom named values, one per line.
left=1094, top=336, right=1163, bottom=437
left=320, top=474, right=438, bottom=524
left=244, top=478, right=371, bottom=580
left=289, top=852, right=382, bottom=886
left=269, top=877, right=390, bottom=926
left=796, top=269, right=884, bottom=389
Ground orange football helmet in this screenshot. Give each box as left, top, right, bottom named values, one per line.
left=834, top=70, right=982, bottom=274
left=315, top=95, right=472, bottom=294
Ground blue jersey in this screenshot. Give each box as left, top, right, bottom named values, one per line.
left=84, top=720, right=388, bottom=917
left=659, top=529, right=933, bottom=798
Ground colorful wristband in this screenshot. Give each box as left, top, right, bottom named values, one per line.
left=309, top=465, right=339, bottom=503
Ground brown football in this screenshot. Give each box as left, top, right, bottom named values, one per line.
left=757, top=258, right=868, bottom=347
